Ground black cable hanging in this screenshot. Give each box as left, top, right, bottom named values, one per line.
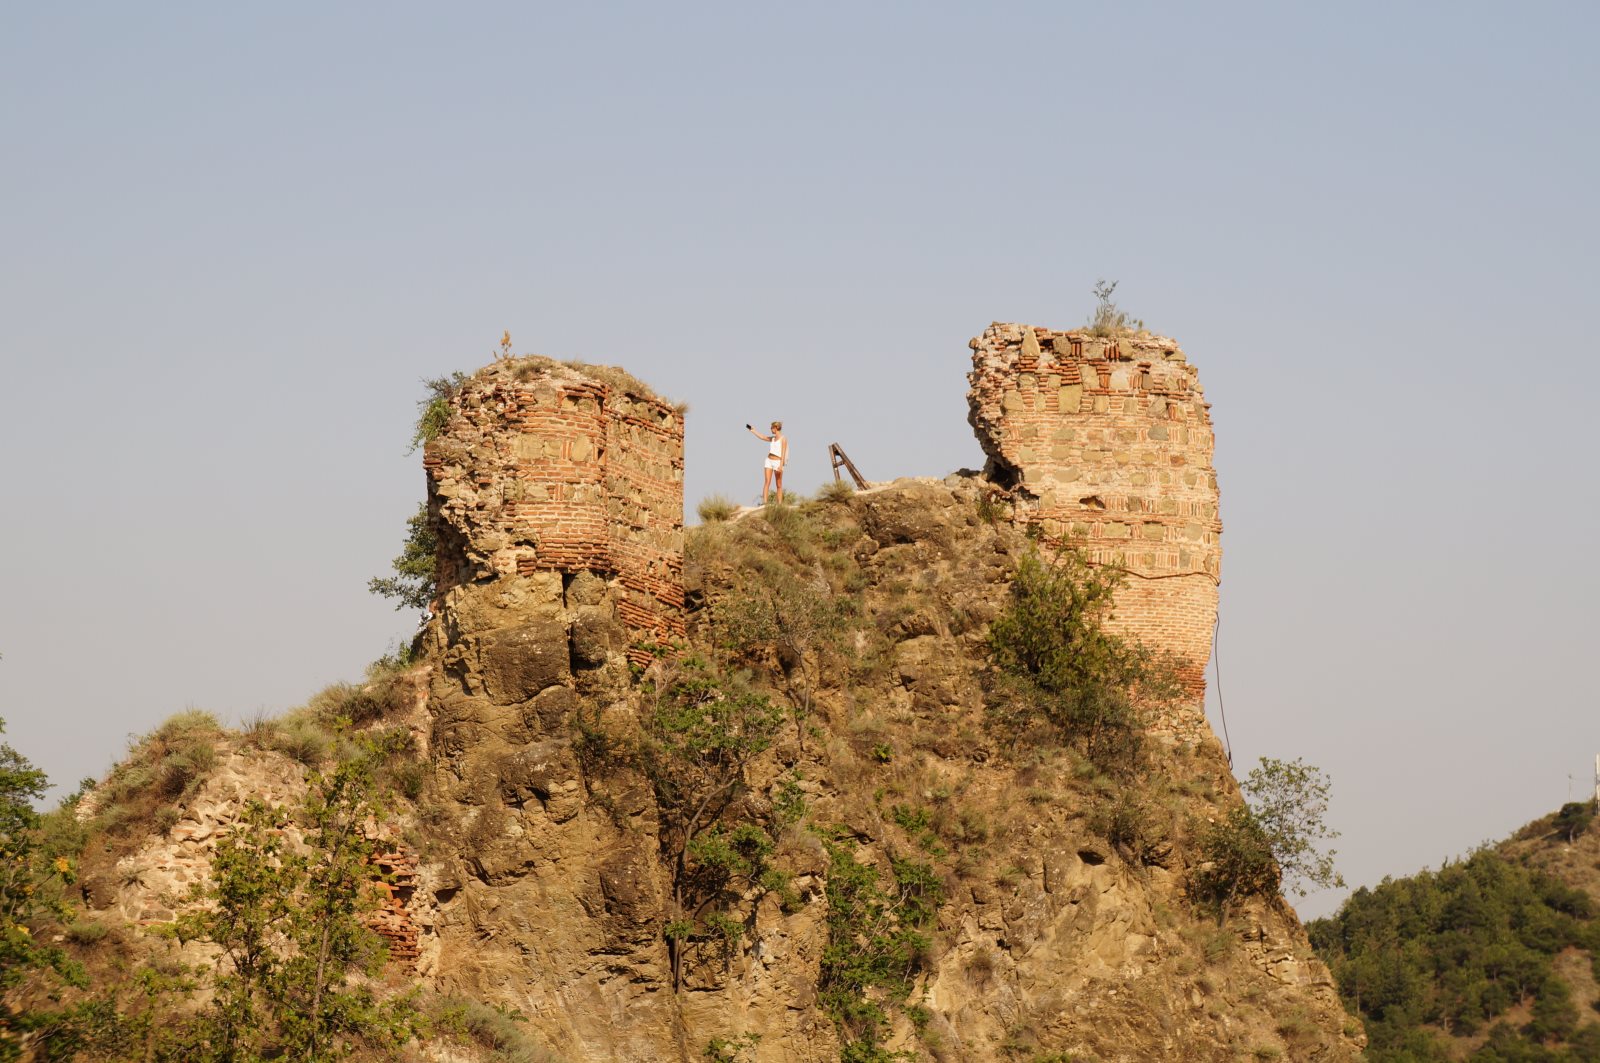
left=1212, top=609, right=1233, bottom=769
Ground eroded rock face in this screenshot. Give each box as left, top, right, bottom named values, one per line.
left=968, top=323, right=1223, bottom=737
left=74, top=347, right=1360, bottom=1062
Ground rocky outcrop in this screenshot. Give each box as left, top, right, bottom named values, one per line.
left=401, top=461, right=1359, bottom=1060
left=65, top=343, right=1361, bottom=1062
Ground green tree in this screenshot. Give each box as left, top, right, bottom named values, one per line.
left=1553, top=800, right=1594, bottom=844
left=174, top=737, right=419, bottom=1060
left=988, top=548, right=1176, bottom=771
left=816, top=837, right=943, bottom=1061
left=638, top=657, right=788, bottom=989
left=1241, top=756, right=1344, bottom=898
left=1189, top=757, right=1343, bottom=923
left=0, top=718, right=82, bottom=1061
left=367, top=500, right=436, bottom=614
left=1188, top=805, right=1279, bottom=923
left=371, top=370, right=469, bottom=613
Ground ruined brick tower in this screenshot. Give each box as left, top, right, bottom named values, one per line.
left=423, top=357, right=685, bottom=667
left=967, top=323, right=1222, bottom=719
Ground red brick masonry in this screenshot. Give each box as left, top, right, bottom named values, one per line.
left=424, top=359, right=686, bottom=663
left=968, top=323, right=1222, bottom=734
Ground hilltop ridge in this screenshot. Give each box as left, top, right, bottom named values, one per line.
left=15, top=328, right=1365, bottom=1061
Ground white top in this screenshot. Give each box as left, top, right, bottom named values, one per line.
left=769, top=437, right=783, bottom=457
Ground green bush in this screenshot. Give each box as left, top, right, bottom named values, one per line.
left=704, top=1032, right=761, bottom=1062
left=1554, top=799, right=1595, bottom=843
left=170, top=741, right=423, bottom=1060
left=427, top=994, right=552, bottom=1062
left=816, top=834, right=943, bottom=1059
left=0, top=718, right=84, bottom=1054
left=64, top=920, right=109, bottom=946
left=697, top=494, right=738, bottom=523
left=369, top=500, right=438, bottom=613
left=1187, top=806, right=1279, bottom=921
left=409, top=371, right=468, bottom=452
left=988, top=548, right=1175, bottom=772
left=974, top=494, right=1007, bottom=524
left=637, top=657, right=789, bottom=988
left=1089, top=790, right=1167, bottom=865
left=268, top=714, right=336, bottom=767
left=815, top=479, right=855, bottom=503
left=92, top=710, right=225, bottom=838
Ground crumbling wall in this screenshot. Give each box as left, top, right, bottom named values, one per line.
left=967, top=323, right=1222, bottom=729
left=423, top=357, right=685, bottom=662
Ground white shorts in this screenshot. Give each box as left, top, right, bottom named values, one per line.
left=764, top=457, right=783, bottom=471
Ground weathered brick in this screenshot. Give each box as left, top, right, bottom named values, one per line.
left=966, top=322, right=1223, bottom=741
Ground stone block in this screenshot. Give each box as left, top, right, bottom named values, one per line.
left=1058, top=384, right=1082, bottom=412
left=1142, top=523, right=1166, bottom=540
left=565, top=570, right=609, bottom=606
left=1020, top=329, right=1042, bottom=361
left=1103, top=522, right=1130, bottom=539
left=570, top=606, right=623, bottom=669
left=523, top=685, right=577, bottom=735
left=480, top=618, right=571, bottom=703
left=498, top=739, right=583, bottom=822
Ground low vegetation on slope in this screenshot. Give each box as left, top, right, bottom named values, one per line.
left=8, top=480, right=1355, bottom=1061
left=0, top=673, right=562, bottom=1062
left=1310, top=801, right=1600, bottom=1061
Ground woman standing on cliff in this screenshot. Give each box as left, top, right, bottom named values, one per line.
left=746, top=421, right=787, bottom=504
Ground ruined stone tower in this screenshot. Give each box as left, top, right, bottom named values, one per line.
left=423, top=357, right=685, bottom=668
left=967, top=323, right=1222, bottom=722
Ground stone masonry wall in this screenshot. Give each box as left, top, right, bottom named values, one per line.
left=423, top=358, right=685, bottom=662
left=967, top=322, right=1222, bottom=732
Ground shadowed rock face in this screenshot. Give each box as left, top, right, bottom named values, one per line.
left=967, top=323, right=1223, bottom=733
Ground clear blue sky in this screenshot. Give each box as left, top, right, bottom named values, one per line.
left=3, top=2, right=1596, bottom=919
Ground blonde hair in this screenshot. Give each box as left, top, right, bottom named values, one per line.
left=771, top=421, right=783, bottom=431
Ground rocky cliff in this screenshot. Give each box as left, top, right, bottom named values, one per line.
left=51, top=342, right=1363, bottom=1062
